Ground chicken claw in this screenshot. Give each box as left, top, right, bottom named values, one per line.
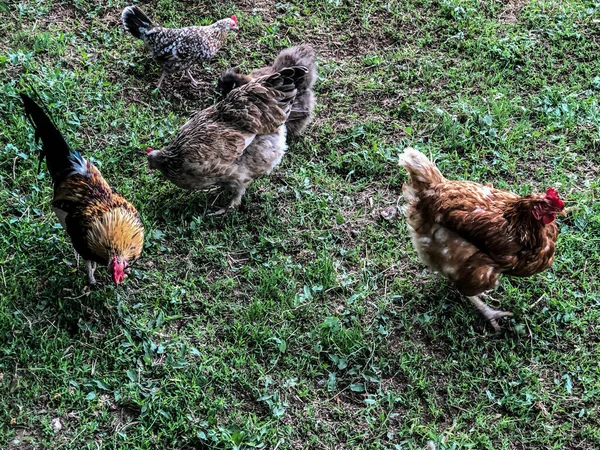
left=467, top=296, right=514, bottom=331
left=186, top=69, right=198, bottom=86
left=207, top=207, right=231, bottom=217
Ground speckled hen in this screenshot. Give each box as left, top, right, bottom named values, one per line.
left=21, top=94, right=144, bottom=285
left=122, top=5, right=238, bottom=88
left=399, top=147, right=566, bottom=330
left=146, top=66, right=307, bottom=215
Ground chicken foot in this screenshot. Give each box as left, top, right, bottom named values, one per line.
left=85, top=260, right=97, bottom=285
left=185, top=69, right=198, bottom=86
left=467, top=295, right=513, bottom=331
left=207, top=184, right=247, bottom=217
left=156, top=70, right=197, bottom=88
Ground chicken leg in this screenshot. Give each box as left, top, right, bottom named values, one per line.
left=467, top=296, right=514, bottom=331
left=86, top=260, right=97, bottom=285
left=207, top=183, right=247, bottom=217
left=186, top=69, right=198, bottom=86
left=156, top=72, right=166, bottom=89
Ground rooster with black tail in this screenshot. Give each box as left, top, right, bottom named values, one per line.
left=21, top=93, right=145, bottom=285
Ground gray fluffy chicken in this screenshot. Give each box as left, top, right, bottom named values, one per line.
left=121, top=5, right=238, bottom=88
left=217, top=44, right=317, bottom=137
left=147, top=66, right=307, bottom=215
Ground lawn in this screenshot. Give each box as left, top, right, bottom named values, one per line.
left=1, top=0, right=600, bottom=448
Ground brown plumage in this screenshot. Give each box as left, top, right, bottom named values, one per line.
left=147, top=66, right=307, bottom=214
left=217, top=44, right=317, bottom=137
left=121, top=5, right=238, bottom=88
left=21, top=93, right=144, bottom=285
left=400, top=147, right=566, bottom=330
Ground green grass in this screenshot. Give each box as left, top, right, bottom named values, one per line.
left=1, top=0, right=600, bottom=448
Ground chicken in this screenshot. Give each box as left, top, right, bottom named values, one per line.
left=399, top=147, right=566, bottom=330
left=217, top=44, right=317, bottom=137
left=121, top=5, right=238, bottom=88
left=21, top=93, right=145, bottom=285
left=146, top=66, right=307, bottom=215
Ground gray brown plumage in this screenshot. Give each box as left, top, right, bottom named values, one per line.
left=147, top=66, right=307, bottom=214
left=218, top=44, right=317, bottom=137
left=400, top=147, right=565, bottom=330
left=122, top=5, right=238, bottom=88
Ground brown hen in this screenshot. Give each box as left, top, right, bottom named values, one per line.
left=147, top=66, right=307, bottom=214
left=400, top=147, right=565, bottom=330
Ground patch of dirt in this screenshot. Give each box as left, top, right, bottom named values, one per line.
left=109, top=402, right=140, bottom=431
left=333, top=183, right=402, bottom=242
left=44, top=2, right=80, bottom=25
left=499, top=0, right=529, bottom=24
left=6, top=426, right=42, bottom=449
left=235, top=0, right=280, bottom=22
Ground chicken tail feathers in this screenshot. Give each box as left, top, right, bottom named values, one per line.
left=272, top=45, right=317, bottom=92
left=400, top=147, right=445, bottom=193
left=217, top=68, right=251, bottom=97
left=122, top=5, right=153, bottom=39
left=281, top=66, right=309, bottom=92
left=218, top=45, right=317, bottom=97
left=21, top=93, right=86, bottom=185
left=273, top=66, right=308, bottom=118
left=256, top=66, right=308, bottom=119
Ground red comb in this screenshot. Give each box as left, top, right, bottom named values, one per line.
left=231, top=15, right=237, bottom=25
left=146, top=147, right=153, bottom=154
left=545, top=188, right=564, bottom=209
left=112, top=254, right=125, bottom=284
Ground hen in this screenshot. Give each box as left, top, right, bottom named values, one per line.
left=122, top=5, right=238, bottom=88
left=399, top=147, right=566, bottom=330
left=218, top=44, right=317, bottom=137
left=147, top=66, right=307, bottom=214
left=21, top=94, right=145, bottom=285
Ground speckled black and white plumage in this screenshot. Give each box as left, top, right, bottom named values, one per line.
left=122, top=5, right=238, bottom=87
left=218, top=44, right=317, bottom=137
left=147, top=67, right=307, bottom=214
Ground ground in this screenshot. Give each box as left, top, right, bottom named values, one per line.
left=1, top=0, right=600, bottom=449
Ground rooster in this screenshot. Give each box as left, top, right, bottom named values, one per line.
left=121, top=5, right=238, bottom=88
left=217, top=44, right=317, bottom=137
left=399, top=147, right=566, bottom=330
left=146, top=66, right=307, bottom=215
left=21, top=94, right=145, bottom=285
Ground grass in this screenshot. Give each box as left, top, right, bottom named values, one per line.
left=1, top=0, right=600, bottom=448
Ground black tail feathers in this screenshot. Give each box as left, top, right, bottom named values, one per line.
left=217, top=68, right=247, bottom=96
left=122, top=5, right=153, bottom=39
left=21, top=92, right=85, bottom=184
